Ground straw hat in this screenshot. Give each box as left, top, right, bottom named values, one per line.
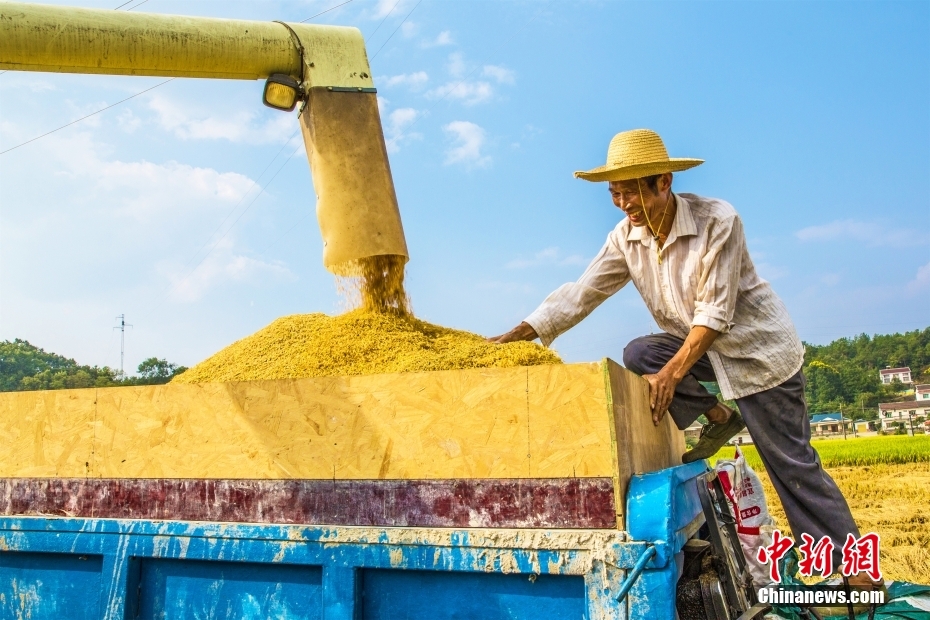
left=574, top=129, right=703, bottom=182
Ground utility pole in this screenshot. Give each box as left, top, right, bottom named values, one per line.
left=113, top=314, right=133, bottom=377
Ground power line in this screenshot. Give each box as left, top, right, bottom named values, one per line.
left=370, top=0, right=421, bottom=61
left=253, top=211, right=312, bottom=258
left=125, top=0, right=152, bottom=10
left=300, top=0, right=355, bottom=23
left=384, top=0, right=551, bottom=148
left=365, top=0, right=401, bottom=41
left=0, top=78, right=175, bottom=155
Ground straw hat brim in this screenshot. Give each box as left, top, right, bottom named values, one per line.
left=574, top=158, right=704, bottom=182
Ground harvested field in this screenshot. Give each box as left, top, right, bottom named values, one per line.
left=713, top=437, right=930, bottom=583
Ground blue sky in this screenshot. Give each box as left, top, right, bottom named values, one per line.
left=1, top=0, right=928, bottom=373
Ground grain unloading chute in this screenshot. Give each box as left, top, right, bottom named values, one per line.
left=0, top=0, right=408, bottom=274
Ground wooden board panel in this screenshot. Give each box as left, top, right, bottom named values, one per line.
left=0, top=364, right=617, bottom=480
left=526, top=364, right=613, bottom=478
left=0, top=477, right=616, bottom=529
left=0, top=390, right=96, bottom=477
left=604, top=359, right=685, bottom=529
left=0, top=360, right=686, bottom=528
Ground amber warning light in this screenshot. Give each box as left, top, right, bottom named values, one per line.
left=263, top=74, right=302, bottom=111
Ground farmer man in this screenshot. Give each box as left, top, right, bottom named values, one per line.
left=490, top=129, right=874, bottom=586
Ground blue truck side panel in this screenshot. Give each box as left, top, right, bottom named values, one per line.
left=137, top=559, right=323, bottom=620
left=0, top=462, right=708, bottom=619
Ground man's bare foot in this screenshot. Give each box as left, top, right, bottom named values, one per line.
left=846, top=572, right=883, bottom=589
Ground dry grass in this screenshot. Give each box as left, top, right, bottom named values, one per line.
left=753, top=462, right=930, bottom=584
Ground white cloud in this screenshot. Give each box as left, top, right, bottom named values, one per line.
left=27, top=80, right=57, bottom=93
left=384, top=107, right=421, bottom=152
left=447, top=52, right=466, bottom=78
left=428, top=81, right=494, bottom=105
left=96, top=159, right=255, bottom=221
left=64, top=99, right=108, bottom=128
left=148, top=95, right=294, bottom=144
left=116, top=109, right=141, bottom=133
left=443, top=121, right=490, bottom=167
left=162, top=239, right=294, bottom=303
left=425, top=55, right=514, bottom=105
left=795, top=219, right=923, bottom=247
left=422, top=30, right=453, bottom=47
left=750, top=251, right=787, bottom=281
left=378, top=98, right=422, bottom=152
left=401, top=21, right=419, bottom=38
left=506, top=247, right=588, bottom=269
left=482, top=65, right=515, bottom=84
left=372, top=0, right=405, bottom=19
left=756, top=263, right=788, bottom=281
left=0, top=129, right=276, bottom=307
left=381, top=71, right=429, bottom=89
left=907, top=261, right=930, bottom=292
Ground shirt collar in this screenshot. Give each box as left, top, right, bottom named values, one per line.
left=626, top=193, right=698, bottom=246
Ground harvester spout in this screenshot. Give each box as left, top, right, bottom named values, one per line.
left=0, top=1, right=409, bottom=275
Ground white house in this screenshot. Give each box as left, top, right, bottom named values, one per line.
left=916, top=384, right=930, bottom=402
left=880, top=367, right=912, bottom=385
left=810, top=412, right=849, bottom=436
left=877, top=400, right=930, bottom=433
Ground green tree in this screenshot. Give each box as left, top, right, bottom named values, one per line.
left=802, top=327, right=930, bottom=419
left=0, top=339, right=186, bottom=391
left=133, top=358, right=188, bottom=385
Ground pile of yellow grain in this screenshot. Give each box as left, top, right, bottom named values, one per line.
left=173, top=309, right=560, bottom=383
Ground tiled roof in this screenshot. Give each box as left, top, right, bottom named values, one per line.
left=880, top=367, right=911, bottom=374
left=810, top=413, right=843, bottom=423
left=878, top=400, right=924, bottom=411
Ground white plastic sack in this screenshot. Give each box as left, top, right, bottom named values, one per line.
left=714, top=447, right=777, bottom=588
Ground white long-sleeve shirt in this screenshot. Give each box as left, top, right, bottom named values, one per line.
left=524, top=192, right=804, bottom=401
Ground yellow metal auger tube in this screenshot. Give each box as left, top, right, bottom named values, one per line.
left=0, top=1, right=409, bottom=280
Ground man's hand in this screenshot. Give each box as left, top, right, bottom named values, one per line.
left=643, top=369, right=681, bottom=426
left=488, top=322, right=538, bottom=344
left=641, top=325, right=721, bottom=426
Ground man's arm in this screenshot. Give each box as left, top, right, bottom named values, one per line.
left=488, top=321, right=538, bottom=344
left=644, top=325, right=720, bottom=425
left=488, top=231, right=630, bottom=346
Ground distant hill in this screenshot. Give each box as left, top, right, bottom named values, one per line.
left=0, top=339, right=186, bottom=391
left=803, top=327, right=930, bottom=419
left=2, top=329, right=928, bottom=416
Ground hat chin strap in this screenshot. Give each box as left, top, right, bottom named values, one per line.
left=637, top=178, right=672, bottom=264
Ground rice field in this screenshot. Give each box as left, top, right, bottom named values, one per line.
left=712, top=435, right=930, bottom=584
left=711, top=434, right=930, bottom=469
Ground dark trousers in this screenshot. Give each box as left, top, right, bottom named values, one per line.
left=623, top=333, right=860, bottom=565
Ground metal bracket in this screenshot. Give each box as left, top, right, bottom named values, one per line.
left=326, top=86, right=377, bottom=93
left=615, top=545, right=656, bottom=603
left=273, top=20, right=306, bottom=87
left=697, top=472, right=757, bottom=616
